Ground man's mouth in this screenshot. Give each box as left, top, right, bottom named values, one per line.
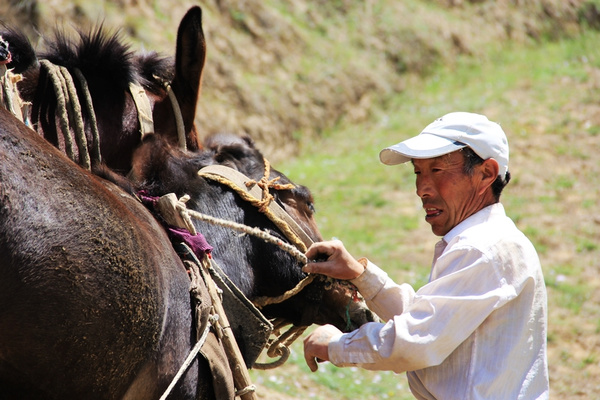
left=425, top=208, right=442, bottom=218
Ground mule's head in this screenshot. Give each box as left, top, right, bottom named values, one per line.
left=194, top=133, right=379, bottom=331
left=1, top=6, right=205, bottom=174
left=127, top=133, right=377, bottom=332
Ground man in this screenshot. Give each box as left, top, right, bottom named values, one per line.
left=302, top=112, right=549, bottom=399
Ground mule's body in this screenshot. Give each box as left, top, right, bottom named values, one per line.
left=0, top=108, right=219, bottom=399
left=0, top=6, right=376, bottom=399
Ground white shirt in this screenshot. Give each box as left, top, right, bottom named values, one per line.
left=328, top=203, right=549, bottom=400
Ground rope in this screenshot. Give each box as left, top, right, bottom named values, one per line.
left=159, top=256, right=220, bottom=400
left=235, top=384, right=257, bottom=397
left=185, top=208, right=307, bottom=266
left=73, top=68, right=102, bottom=165
left=158, top=317, right=214, bottom=400
left=60, top=65, right=90, bottom=169
left=40, top=60, right=76, bottom=163
left=253, top=322, right=307, bottom=370
left=39, top=60, right=94, bottom=169
left=198, top=169, right=306, bottom=253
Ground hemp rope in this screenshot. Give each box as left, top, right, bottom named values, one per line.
left=159, top=258, right=220, bottom=400
left=198, top=159, right=307, bottom=254
left=40, top=60, right=77, bottom=163
left=253, top=319, right=307, bottom=370
left=72, top=68, right=102, bottom=165
left=40, top=60, right=97, bottom=169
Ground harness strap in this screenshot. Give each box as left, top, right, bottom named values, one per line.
left=198, top=165, right=315, bottom=251
left=164, top=83, right=187, bottom=150
left=128, top=81, right=155, bottom=138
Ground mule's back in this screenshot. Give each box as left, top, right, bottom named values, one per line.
left=0, top=108, right=197, bottom=399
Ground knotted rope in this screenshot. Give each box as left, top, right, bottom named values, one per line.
left=246, top=158, right=295, bottom=213
left=198, top=162, right=307, bottom=254
left=39, top=60, right=101, bottom=169
left=253, top=319, right=307, bottom=370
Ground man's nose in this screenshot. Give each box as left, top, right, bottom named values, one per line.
left=416, top=175, right=433, bottom=199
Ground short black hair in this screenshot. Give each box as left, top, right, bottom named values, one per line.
left=461, top=147, right=510, bottom=201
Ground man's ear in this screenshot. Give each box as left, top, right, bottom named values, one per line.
left=478, top=158, right=499, bottom=195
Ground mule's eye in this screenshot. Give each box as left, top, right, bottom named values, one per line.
left=307, top=201, right=316, bottom=214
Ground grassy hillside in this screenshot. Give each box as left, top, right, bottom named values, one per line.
left=265, top=29, right=600, bottom=399
left=1, top=0, right=595, bottom=160
left=3, top=0, right=599, bottom=398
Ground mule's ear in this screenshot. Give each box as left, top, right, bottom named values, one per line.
left=171, top=6, right=205, bottom=150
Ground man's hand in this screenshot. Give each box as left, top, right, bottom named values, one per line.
left=303, top=240, right=365, bottom=280
left=303, top=324, right=343, bottom=372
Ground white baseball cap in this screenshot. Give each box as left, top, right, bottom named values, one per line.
left=379, top=112, right=509, bottom=181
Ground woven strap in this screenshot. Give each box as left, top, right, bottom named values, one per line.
left=128, top=81, right=154, bottom=138
left=198, top=165, right=315, bottom=250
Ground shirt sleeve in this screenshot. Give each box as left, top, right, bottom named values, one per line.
left=328, top=247, right=520, bottom=373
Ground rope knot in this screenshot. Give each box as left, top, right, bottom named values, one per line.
left=245, top=158, right=295, bottom=213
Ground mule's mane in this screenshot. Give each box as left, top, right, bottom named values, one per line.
left=40, top=27, right=174, bottom=92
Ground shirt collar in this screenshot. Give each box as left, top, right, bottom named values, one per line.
left=442, top=202, right=506, bottom=244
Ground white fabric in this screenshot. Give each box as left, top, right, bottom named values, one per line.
left=328, top=203, right=548, bottom=400
left=379, top=112, right=509, bottom=181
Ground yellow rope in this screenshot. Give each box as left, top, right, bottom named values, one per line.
left=40, top=60, right=76, bottom=163
left=199, top=164, right=307, bottom=253
left=73, top=68, right=102, bottom=165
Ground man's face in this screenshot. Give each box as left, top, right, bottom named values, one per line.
left=412, top=151, right=488, bottom=236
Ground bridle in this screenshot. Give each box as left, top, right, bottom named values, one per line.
left=25, top=59, right=187, bottom=169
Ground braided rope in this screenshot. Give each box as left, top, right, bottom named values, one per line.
left=39, top=60, right=99, bottom=169
left=59, top=65, right=90, bottom=169
left=198, top=172, right=307, bottom=253
left=185, top=208, right=307, bottom=266
left=73, top=68, right=102, bottom=165
left=40, top=60, right=76, bottom=162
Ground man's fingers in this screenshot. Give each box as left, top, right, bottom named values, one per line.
left=305, top=353, right=319, bottom=372
left=302, top=261, right=327, bottom=274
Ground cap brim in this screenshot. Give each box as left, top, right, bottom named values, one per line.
left=379, top=133, right=467, bottom=165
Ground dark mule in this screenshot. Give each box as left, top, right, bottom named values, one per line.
left=2, top=6, right=205, bottom=174
left=0, top=107, right=223, bottom=399
left=0, top=108, right=375, bottom=400
left=0, top=6, right=376, bottom=398
left=127, top=132, right=376, bottom=331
